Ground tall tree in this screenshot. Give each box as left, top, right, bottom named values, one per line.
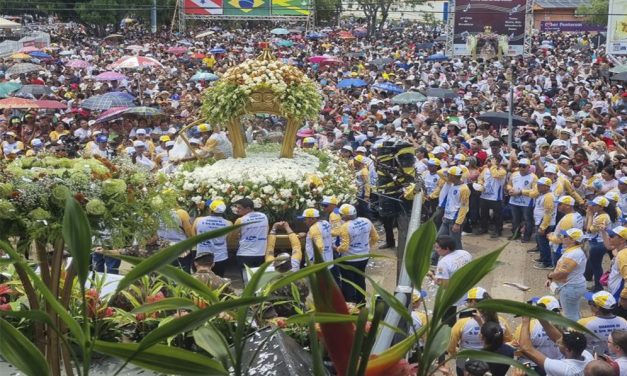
left=577, top=0, right=609, bottom=25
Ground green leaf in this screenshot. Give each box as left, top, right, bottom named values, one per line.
left=474, top=299, right=595, bottom=336
left=138, top=296, right=266, bottom=351
left=309, top=319, right=326, bottom=376
left=286, top=313, right=359, bottom=324
left=456, top=349, right=540, bottom=376
left=113, top=255, right=219, bottom=303
left=193, top=325, right=230, bottom=365
left=357, top=301, right=385, bottom=376
left=404, top=219, right=437, bottom=290
left=62, top=198, right=92, bottom=287
left=422, top=324, right=451, bottom=369
left=94, top=340, right=227, bottom=376
left=131, top=298, right=199, bottom=314
left=0, top=318, right=50, bottom=376
left=436, top=246, right=505, bottom=319
left=346, top=307, right=369, bottom=376
left=0, top=309, right=56, bottom=329
left=0, top=240, right=85, bottom=344
left=115, top=224, right=240, bottom=294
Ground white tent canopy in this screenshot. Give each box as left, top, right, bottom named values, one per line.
left=0, top=17, right=21, bottom=29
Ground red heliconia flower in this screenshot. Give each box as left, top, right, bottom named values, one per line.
left=0, top=284, right=14, bottom=296
left=0, top=303, right=11, bottom=311
left=146, top=291, right=165, bottom=304
left=135, top=313, right=146, bottom=322
left=366, top=358, right=418, bottom=376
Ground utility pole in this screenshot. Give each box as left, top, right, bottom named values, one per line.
left=151, top=0, right=157, bottom=33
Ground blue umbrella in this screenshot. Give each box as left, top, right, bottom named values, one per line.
left=29, top=51, right=53, bottom=59
left=275, top=39, right=294, bottom=47
left=191, top=72, right=219, bottom=81
left=337, top=78, right=368, bottom=89
left=372, top=82, right=405, bottom=94
left=210, top=47, right=226, bottom=54
left=306, top=32, right=325, bottom=40
left=102, top=91, right=135, bottom=101
left=426, top=53, right=449, bottom=61
left=81, top=94, right=135, bottom=110
left=271, top=28, right=290, bottom=35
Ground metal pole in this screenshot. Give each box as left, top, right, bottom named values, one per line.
left=507, top=86, right=514, bottom=147
left=151, top=0, right=157, bottom=33
left=372, top=192, right=423, bottom=354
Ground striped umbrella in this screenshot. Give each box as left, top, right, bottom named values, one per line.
left=102, top=91, right=135, bottom=101
left=16, top=84, right=53, bottom=97
left=0, top=82, right=22, bottom=98
left=110, top=56, right=163, bottom=69
left=81, top=94, right=135, bottom=110
left=66, top=59, right=90, bottom=69
left=167, top=46, right=187, bottom=55
left=34, top=100, right=67, bottom=109
left=0, top=98, right=39, bottom=109
left=123, top=106, right=163, bottom=117
left=19, top=46, right=39, bottom=53
left=95, top=106, right=128, bottom=124
left=6, top=63, right=42, bottom=76
left=94, top=71, right=127, bottom=81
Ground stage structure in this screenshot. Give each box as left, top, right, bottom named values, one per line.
left=178, top=0, right=315, bottom=31
left=446, top=0, right=533, bottom=58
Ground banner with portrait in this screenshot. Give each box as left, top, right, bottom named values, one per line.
left=452, top=0, right=528, bottom=58
left=607, top=0, right=627, bottom=55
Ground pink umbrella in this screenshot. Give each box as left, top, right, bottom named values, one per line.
left=320, top=57, right=343, bottom=65
left=66, top=59, right=90, bottom=69
left=19, top=46, right=40, bottom=53
left=34, top=100, right=67, bottom=109
left=94, top=71, right=127, bottom=81
left=309, top=55, right=335, bottom=64
left=125, top=45, right=144, bottom=51
left=167, top=46, right=187, bottom=55
left=95, top=106, right=128, bottom=124
left=109, top=56, right=163, bottom=69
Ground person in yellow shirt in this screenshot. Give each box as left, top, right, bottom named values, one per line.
left=476, top=156, right=507, bottom=237
left=436, top=166, right=470, bottom=250
left=336, top=204, right=378, bottom=303
left=448, top=287, right=513, bottom=373
left=541, top=164, right=585, bottom=205
left=157, top=208, right=194, bottom=272
left=265, top=221, right=302, bottom=272
left=354, top=155, right=371, bottom=219
left=578, top=291, right=627, bottom=355
left=134, top=129, right=155, bottom=157
left=49, top=123, right=70, bottom=143
left=299, top=208, right=339, bottom=285
left=607, top=226, right=627, bottom=318
left=532, top=177, right=557, bottom=270
left=585, top=196, right=618, bottom=292
left=410, top=289, right=428, bottom=345
left=25, top=138, right=44, bottom=157
left=506, top=158, right=538, bottom=242
left=547, top=196, right=584, bottom=262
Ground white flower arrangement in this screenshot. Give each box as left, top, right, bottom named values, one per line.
left=172, top=146, right=357, bottom=222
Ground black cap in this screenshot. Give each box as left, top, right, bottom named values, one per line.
left=194, top=252, right=215, bottom=264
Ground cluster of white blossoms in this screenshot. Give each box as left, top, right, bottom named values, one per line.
left=221, top=58, right=309, bottom=94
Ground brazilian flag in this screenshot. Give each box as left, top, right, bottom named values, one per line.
left=224, top=0, right=270, bottom=15
left=271, top=0, right=310, bottom=15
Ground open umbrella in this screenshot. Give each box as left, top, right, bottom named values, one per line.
left=59, top=50, right=74, bottom=56
left=167, top=46, right=187, bottom=55
left=94, top=71, right=127, bottom=81
left=19, top=46, right=39, bottom=53
left=337, top=78, right=368, bottom=89
left=319, top=57, right=343, bottom=66
left=190, top=52, right=206, bottom=59
left=435, top=35, right=447, bottom=42
left=0, top=82, right=22, bottom=98
left=271, top=28, right=289, bottom=35
left=306, top=32, right=325, bottom=40
left=353, top=28, right=367, bottom=37
left=370, top=58, right=394, bottom=67
left=6, top=63, right=42, bottom=76
left=195, top=30, right=215, bottom=38
left=209, top=47, right=226, bottom=54
left=102, top=91, right=135, bottom=101
left=81, top=94, right=135, bottom=111
left=309, top=55, right=334, bottom=63
left=425, top=88, right=457, bottom=99
left=275, top=40, right=294, bottom=48
left=391, top=91, right=427, bottom=104
left=610, top=72, right=627, bottom=82
left=33, top=100, right=67, bottom=109
left=338, top=31, right=355, bottom=40
left=0, top=98, right=39, bottom=109
left=476, top=112, right=528, bottom=127
left=124, top=106, right=163, bottom=117
left=110, top=56, right=163, bottom=69
left=66, top=59, right=90, bottom=69
left=125, top=45, right=145, bottom=51
left=190, top=72, right=219, bottom=81
left=29, top=51, right=53, bottom=59
left=415, top=42, right=434, bottom=50
left=16, top=84, right=53, bottom=97
left=426, top=53, right=449, bottom=61
left=104, top=34, right=124, bottom=40
left=95, top=106, right=128, bottom=124
left=609, top=65, right=627, bottom=74
left=372, top=82, right=405, bottom=94
left=10, top=53, right=32, bottom=60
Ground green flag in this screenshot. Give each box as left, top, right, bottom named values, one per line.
left=224, top=0, right=270, bottom=15
left=271, top=0, right=310, bottom=15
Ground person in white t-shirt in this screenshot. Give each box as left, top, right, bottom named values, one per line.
left=607, top=329, right=627, bottom=376
left=519, top=316, right=593, bottom=376
left=229, top=198, right=269, bottom=273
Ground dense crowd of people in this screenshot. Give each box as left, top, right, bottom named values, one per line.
left=1, top=16, right=627, bottom=376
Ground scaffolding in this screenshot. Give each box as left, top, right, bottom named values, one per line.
left=176, top=0, right=315, bottom=32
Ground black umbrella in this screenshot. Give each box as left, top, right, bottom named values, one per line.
left=370, top=57, right=394, bottom=67
left=477, top=112, right=529, bottom=127
left=425, top=88, right=457, bottom=99
left=610, top=72, right=627, bottom=82
left=415, top=42, right=433, bottom=50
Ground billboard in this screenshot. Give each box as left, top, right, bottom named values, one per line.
left=183, top=0, right=310, bottom=16
left=607, top=0, right=627, bottom=55
left=540, top=21, right=604, bottom=33
left=452, top=0, right=528, bottom=57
